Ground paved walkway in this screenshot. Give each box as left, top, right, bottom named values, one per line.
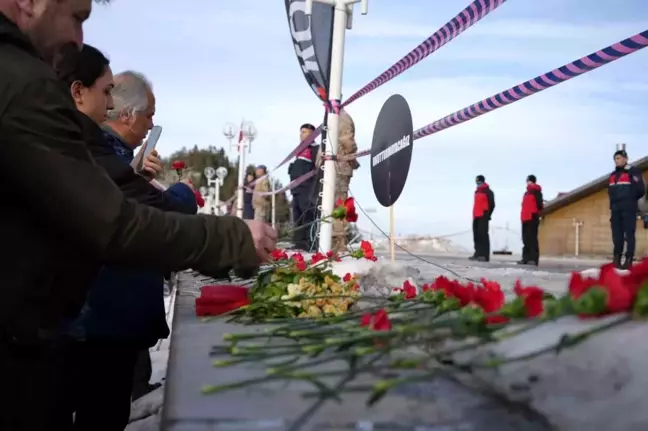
left=379, top=251, right=605, bottom=274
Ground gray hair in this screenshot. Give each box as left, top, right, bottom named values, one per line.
left=106, top=71, right=153, bottom=120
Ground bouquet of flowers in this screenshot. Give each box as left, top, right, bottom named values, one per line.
left=195, top=197, right=375, bottom=320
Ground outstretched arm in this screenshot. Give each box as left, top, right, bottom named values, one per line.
left=1, top=78, right=259, bottom=276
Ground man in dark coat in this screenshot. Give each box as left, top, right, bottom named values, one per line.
left=518, top=175, right=543, bottom=266
left=289, top=123, right=320, bottom=250
left=470, top=175, right=495, bottom=262
left=0, top=3, right=276, bottom=430
left=608, top=149, right=645, bottom=269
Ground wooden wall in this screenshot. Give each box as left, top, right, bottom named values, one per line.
left=539, top=172, right=648, bottom=258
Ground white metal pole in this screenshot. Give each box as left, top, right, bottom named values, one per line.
left=236, top=139, right=247, bottom=219
left=315, top=1, right=347, bottom=253
left=271, top=177, right=276, bottom=229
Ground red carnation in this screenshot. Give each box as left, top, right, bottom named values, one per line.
left=393, top=280, right=417, bottom=299
left=270, top=249, right=288, bottom=262
left=513, top=280, right=544, bottom=317
left=331, top=197, right=358, bottom=222
left=569, top=263, right=634, bottom=315
left=172, top=160, right=186, bottom=171
left=360, top=308, right=392, bottom=331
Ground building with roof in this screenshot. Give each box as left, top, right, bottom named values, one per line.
left=539, top=151, right=648, bottom=258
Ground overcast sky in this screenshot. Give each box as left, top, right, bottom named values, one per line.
left=86, top=0, right=648, bottom=251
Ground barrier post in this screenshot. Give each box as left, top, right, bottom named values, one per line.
left=307, top=0, right=367, bottom=253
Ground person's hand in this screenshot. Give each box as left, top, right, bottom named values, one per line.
left=142, top=149, right=163, bottom=177
left=244, top=220, right=277, bottom=262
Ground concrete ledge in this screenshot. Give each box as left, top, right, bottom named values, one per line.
left=161, top=273, right=551, bottom=431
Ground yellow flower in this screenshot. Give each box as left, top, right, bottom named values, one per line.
left=305, top=306, right=322, bottom=318
left=287, top=283, right=302, bottom=297
left=322, top=304, right=338, bottom=315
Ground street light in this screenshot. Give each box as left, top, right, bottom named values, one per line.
left=224, top=120, right=257, bottom=219
left=204, top=166, right=227, bottom=215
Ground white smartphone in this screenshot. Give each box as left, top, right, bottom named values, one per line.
left=132, top=125, right=163, bottom=171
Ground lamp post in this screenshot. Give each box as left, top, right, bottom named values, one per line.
left=204, top=166, right=228, bottom=215
left=223, top=121, right=257, bottom=219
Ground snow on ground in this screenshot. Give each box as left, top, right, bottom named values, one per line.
left=331, top=257, right=581, bottom=297
left=372, top=234, right=468, bottom=254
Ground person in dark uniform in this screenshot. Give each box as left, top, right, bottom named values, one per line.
left=518, top=175, right=543, bottom=266
left=470, top=175, right=495, bottom=262
left=288, top=123, right=320, bottom=250
left=608, top=149, right=645, bottom=269
left=243, top=172, right=256, bottom=220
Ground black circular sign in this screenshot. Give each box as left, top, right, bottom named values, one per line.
left=370, top=94, right=414, bottom=207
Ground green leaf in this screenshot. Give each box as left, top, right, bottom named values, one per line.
left=367, top=380, right=394, bottom=406
left=500, top=298, right=525, bottom=319
left=633, top=281, right=648, bottom=317
left=572, top=287, right=607, bottom=315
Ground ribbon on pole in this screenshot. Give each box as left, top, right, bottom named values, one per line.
left=247, top=0, right=504, bottom=189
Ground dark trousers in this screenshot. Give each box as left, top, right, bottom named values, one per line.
left=611, top=210, right=637, bottom=257
left=472, top=216, right=490, bottom=259
left=0, top=336, right=71, bottom=431
left=132, top=348, right=153, bottom=400
left=292, top=192, right=316, bottom=250
left=521, top=217, right=540, bottom=263
left=68, top=341, right=139, bottom=431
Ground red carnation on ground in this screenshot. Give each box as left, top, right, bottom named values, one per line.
left=343, top=272, right=360, bottom=290
left=310, top=252, right=327, bottom=265
left=290, top=253, right=307, bottom=271
left=393, top=280, right=417, bottom=299
left=360, top=308, right=392, bottom=331
left=568, top=263, right=634, bottom=315
left=473, top=279, right=507, bottom=324
left=513, top=280, right=544, bottom=317
left=326, top=250, right=342, bottom=262
left=424, top=276, right=475, bottom=306
left=270, top=249, right=288, bottom=262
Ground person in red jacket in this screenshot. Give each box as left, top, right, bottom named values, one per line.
left=470, top=175, right=495, bottom=262
left=518, top=175, right=544, bottom=265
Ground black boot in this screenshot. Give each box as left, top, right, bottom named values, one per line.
left=622, top=255, right=634, bottom=270
left=468, top=254, right=478, bottom=261
left=516, top=259, right=527, bottom=265
left=613, top=254, right=622, bottom=269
